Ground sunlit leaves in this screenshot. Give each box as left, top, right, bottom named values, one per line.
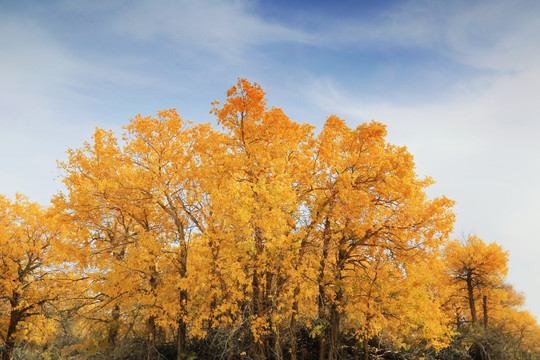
left=0, top=194, right=67, bottom=359
left=2, top=79, right=538, bottom=360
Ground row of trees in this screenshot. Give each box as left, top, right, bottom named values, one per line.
left=1, top=80, right=539, bottom=360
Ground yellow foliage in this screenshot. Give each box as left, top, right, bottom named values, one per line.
left=2, top=79, right=537, bottom=359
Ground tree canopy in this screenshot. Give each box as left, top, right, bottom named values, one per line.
left=1, top=79, right=538, bottom=360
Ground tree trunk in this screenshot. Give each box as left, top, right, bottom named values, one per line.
left=251, top=226, right=269, bottom=360
left=252, top=268, right=267, bottom=360
left=146, top=316, right=156, bottom=360
left=147, top=268, right=159, bottom=360
left=207, top=236, right=223, bottom=332
left=290, top=300, right=299, bottom=360
left=328, top=244, right=346, bottom=360
left=466, top=273, right=477, bottom=324
left=482, top=295, right=488, bottom=328
left=1, top=338, right=15, bottom=360
left=272, top=273, right=285, bottom=360
left=274, top=324, right=284, bottom=360
left=328, top=303, right=340, bottom=360
left=177, top=245, right=189, bottom=360
left=176, top=318, right=187, bottom=360
left=2, top=292, right=22, bottom=360
left=290, top=231, right=309, bottom=360
left=318, top=335, right=326, bottom=360
left=108, top=304, right=121, bottom=346
left=317, top=219, right=331, bottom=360
left=2, top=313, right=18, bottom=360
left=363, top=335, right=369, bottom=360
left=265, top=271, right=276, bottom=358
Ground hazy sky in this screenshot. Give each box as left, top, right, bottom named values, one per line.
left=1, top=0, right=539, bottom=319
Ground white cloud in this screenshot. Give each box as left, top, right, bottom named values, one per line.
left=113, top=0, right=314, bottom=59
left=314, top=0, right=540, bottom=72
left=0, top=15, right=117, bottom=203
left=0, top=17, right=79, bottom=126
left=438, top=1, right=540, bottom=71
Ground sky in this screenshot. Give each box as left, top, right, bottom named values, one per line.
left=1, top=0, right=539, bottom=319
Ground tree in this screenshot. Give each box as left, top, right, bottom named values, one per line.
left=207, top=79, right=316, bottom=359
left=0, top=195, right=64, bottom=360
left=495, top=307, right=540, bottom=358
left=444, top=236, right=508, bottom=328
left=344, top=252, right=452, bottom=360
left=57, top=111, right=214, bottom=360
left=306, top=115, right=454, bottom=360
left=123, top=109, right=214, bottom=359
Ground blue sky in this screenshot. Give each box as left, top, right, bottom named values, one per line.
left=1, top=0, right=540, bottom=319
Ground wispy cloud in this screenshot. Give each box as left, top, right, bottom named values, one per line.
left=0, top=17, right=81, bottom=126
left=309, top=0, right=540, bottom=72
left=112, top=0, right=314, bottom=59
left=0, top=15, right=88, bottom=202
left=0, top=11, right=151, bottom=203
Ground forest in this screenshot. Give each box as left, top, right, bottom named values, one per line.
left=1, top=79, right=539, bottom=360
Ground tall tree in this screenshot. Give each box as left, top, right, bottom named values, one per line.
left=123, top=109, right=214, bottom=359
left=308, top=115, right=454, bottom=360
left=444, top=236, right=508, bottom=327
left=57, top=113, right=213, bottom=359
left=0, top=195, right=63, bottom=360
left=209, top=79, right=315, bottom=359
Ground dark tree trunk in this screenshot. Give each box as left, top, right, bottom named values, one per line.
left=147, top=268, right=159, bottom=360
left=274, top=324, right=284, bottom=360
left=290, top=298, right=299, bottom=360
left=318, top=334, right=326, bottom=360
left=146, top=315, right=157, bottom=360
left=289, top=306, right=298, bottom=360
left=2, top=292, right=22, bottom=360
left=328, top=302, right=340, bottom=360
left=2, top=312, right=19, bottom=360
left=252, top=226, right=268, bottom=360
left=108, top=304, right=121, bottom=346
left=290, top=231, right=310, bottom=360
left=363, top=335, right=369, bottom=360
left=272, top=273, right=285, bottom=360
left=176, top=317, right=187, bottom=360
left=177, top=245, right=189, bottom=360
left=466, top=273, right=477, bottom=324
left=252, top=268, right=267, bottom=360
left=318, top=218, right=331, bottom=360
left=328, top=244, right=346, bottom=360
left=482, top=295, right=488, bottom=328
left=1, top=339, right=15, bottom=360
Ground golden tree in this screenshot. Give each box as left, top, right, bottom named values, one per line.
left=57, top=112, right=215, bottom=359
left=303, top=115, right=454, bottom=360
left=0, top=195, right=64, bottom=360
left=444, top=235, right=508, bottom=328
left=207, top=79, right=316, bottom=359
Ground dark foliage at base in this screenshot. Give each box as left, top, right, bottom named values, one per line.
left=4, top=324, right=539, bottom=360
